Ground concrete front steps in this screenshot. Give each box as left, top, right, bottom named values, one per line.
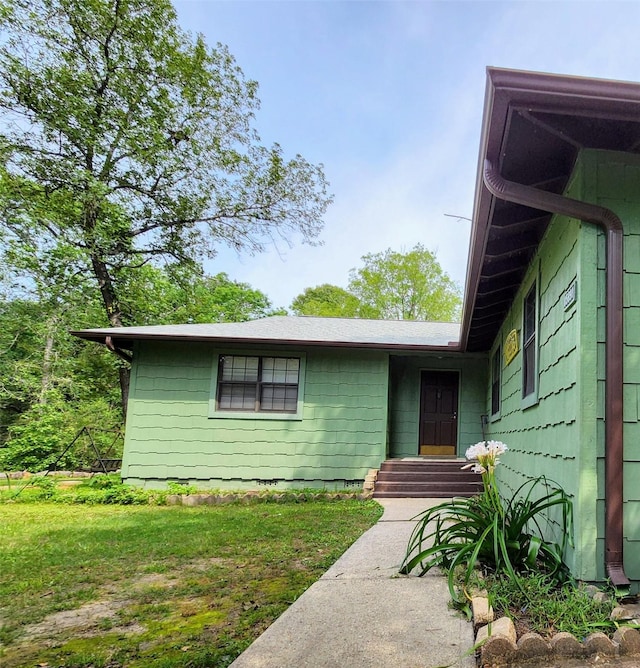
left=372, top=458, right=482, bottom=498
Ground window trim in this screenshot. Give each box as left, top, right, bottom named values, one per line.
left=490, top=342, right=502, bottom=420
left=521, top=277, right=539, bottom=409
left=208, top=350, right=306, bottom=420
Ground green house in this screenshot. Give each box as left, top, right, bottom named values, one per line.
left=74, top=68, right=640, bottom=588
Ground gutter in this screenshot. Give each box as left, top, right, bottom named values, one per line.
left=483, top=159, right=629, bottom=588
left=72, top=332, right=462, bottom=353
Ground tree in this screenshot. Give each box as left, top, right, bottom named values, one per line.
left=290, top=246, right=461, bottom=322
left=290, top=283, right=361, bottom=317
left=118, top=266, right=283, bottom=325
left=0, top=267, right=280, bottom=470
left=347, top=244, right=461, bottom=321
left=0, top=0, right=332, bottom=410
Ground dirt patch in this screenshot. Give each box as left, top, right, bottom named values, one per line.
left=18, top=572, right=171, bottom=642
left=186, top=557, right=234, bottom=572
left=129, top=572, right=177, bottom=589
left=21, top=599, right=129, bottom=640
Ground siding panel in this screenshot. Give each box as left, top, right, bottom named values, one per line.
left=123, top=344, right=389, bottom=489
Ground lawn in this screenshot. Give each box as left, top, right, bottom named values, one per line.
left=0, top=500, right=383, bottom=668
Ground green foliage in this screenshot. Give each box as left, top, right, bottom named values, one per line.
left=0, top=0, right=331, bottom=416
left=0, top=0, right=331, bottom=301
left=400, top=476, right=574, bottom=604
left=3, top=475, right=161, bottom=504
left=484, top=572, right=617, bottom=639
left=348, top=244, right=461, bottom=321
left=0, top=475, right=371, bottom=506
left=0, top=395, right=121, bottom=471
left=290, top=283, right=361, bottom=317
left=31, top=475, right=56, bottom=500
left=166, top=480, right=201, bottom=495
left=119, top=266, right=281, bottom=325
left=290, top=245, right=461, bottom=321
left=0, top=286, right=122, bottom=454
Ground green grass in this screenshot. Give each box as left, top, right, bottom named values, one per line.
left=482, top=572, right=618, bottom=640
left=0, top=500, right=383, bottom=667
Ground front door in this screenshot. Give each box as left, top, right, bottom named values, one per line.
left=419, top=371, right=459, bottom=456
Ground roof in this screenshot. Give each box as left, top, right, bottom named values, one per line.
left=71, top=316, right=461, bottom=351
left=461, top=68, right=640, bottom=352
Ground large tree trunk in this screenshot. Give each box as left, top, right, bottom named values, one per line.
left=91, top=255, right=130, bottom=418
left=38, top=314, right=58, bottom=404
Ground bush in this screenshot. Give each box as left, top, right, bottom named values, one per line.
left=0, top=394, right=122, bottom=471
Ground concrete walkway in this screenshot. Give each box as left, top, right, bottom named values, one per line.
left=230, top=498, right=476, bottom=668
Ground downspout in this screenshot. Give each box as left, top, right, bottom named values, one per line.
left=483, top=159, right=629, bottom=588
left=105, top=335, right=133, bottom=364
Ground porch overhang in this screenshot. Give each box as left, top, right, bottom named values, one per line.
left=461, top=67, right=640, bottom=352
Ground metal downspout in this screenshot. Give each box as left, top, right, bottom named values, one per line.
left=483, top=159, right=629, bottom=588
left=105, top=336, right=133, bottom=364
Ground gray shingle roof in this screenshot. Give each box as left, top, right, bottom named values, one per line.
left=72, top=316, right=461, bottom=350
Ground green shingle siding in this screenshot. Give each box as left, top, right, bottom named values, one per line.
left=123, top=343, right=389, bottom=489
left=388, top=354, right=487, bottom=458
left=485, top=155, right=593, bottom=580
left=485, top=149, right=640, bottom=585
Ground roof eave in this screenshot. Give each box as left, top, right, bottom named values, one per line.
left=460, top=67, right=640, bottom=352
left=71, top=330, right=462, bottom=353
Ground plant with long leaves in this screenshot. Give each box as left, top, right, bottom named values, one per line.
left=400, top=441, right=574, bottom=604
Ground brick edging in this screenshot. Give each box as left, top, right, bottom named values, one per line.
left=472, top=591, right=640, bottom=666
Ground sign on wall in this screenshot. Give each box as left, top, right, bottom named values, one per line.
left=504, top=329, right=519, bottom=366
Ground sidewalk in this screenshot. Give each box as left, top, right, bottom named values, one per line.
left=230, top=498, right=475, bottom=668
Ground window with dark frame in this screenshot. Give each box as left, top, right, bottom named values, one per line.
left=217, top=355, right=300, bottom=413
left=522, top=282, right=537, bottom=398
left=491, top=344, right=501, bottom=416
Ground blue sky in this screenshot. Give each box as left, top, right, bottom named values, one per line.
left=173, top=0, right=640, bottom=312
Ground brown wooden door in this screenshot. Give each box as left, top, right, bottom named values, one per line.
left=419, top=371, right=458, bottom=456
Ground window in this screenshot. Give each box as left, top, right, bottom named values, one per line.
left=522, top=282, right=537, bottom=399
left=491, top=344, right=501, bottom=417
left=217, top=355, right=300, bottom=413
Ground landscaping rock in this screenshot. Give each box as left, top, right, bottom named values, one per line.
left=614, top=626, right=640, bottom=656
left=181, top=494, right=213, bottom=506
left=584, top=632, right=617, bottom=657
left=471, top=596, right=493, bottom=625
left=362, top=469, right=378, bottom=491
left=582, top=584, right=602, bottom=599
left=480, top=635, right=517, bottom=666
left=550, top=631, right=586, bottom=658
left=611, top=601, right=640, bottom=621
left=476, top=616, right=516, bottom=646
left=165, top=494, right=181, bottom=505
left=517, top=632, right=551, bottom=660
left=241, top=491, right=261, bottom=504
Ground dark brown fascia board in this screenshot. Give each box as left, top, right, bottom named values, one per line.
left=460, top=67, right=640, bottom=351
left=70, top=330, right=462, bottom=353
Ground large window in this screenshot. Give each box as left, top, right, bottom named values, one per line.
left=491, top=344, right=501, bottom=417
left=522, top=282, right=537, bottom=399
left=217, top=355, right=300, bottom=413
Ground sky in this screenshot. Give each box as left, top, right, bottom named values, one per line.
left=172, top=0, right=640, bottom=311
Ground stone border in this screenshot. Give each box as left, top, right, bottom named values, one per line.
left=472, top=590, right=640, bottom=666
left=165, top=490, right=373, bottom=506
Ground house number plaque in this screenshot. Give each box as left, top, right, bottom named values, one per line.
left=504, top=329, right=519, bottom=366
